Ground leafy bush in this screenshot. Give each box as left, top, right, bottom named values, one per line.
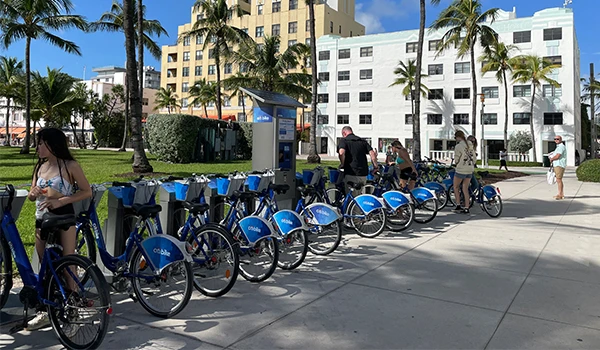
left=576, top=159, right=600, bottom=182
left=237, top=122, right=252, bottom=160
left=91, top=111, right=125, bottom=148
left=477, top=160, right=542, bottom=167
left=146, top=114, right=204, bottom=163
left=509, top=131, right=532, bottom=156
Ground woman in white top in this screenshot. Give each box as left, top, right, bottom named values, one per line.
left=452, top=130, right=475, bottom=213
left=26, top=128, right=92, bottom=331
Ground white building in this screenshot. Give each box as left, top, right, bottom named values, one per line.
left=314, top=7, right=582, bottom=166
left=91, top=65, right=160, bottom=90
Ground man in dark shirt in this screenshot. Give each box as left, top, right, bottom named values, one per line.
left=337, top=126, right=379, bottom=192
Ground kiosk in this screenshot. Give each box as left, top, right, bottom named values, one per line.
left=240, top=88, right=304, bottom=209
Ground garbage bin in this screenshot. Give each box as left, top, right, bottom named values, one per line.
left=543, top=154, right=551, bottom=167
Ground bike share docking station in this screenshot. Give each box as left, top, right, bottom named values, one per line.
left=240, top=88, right=305, bottom=210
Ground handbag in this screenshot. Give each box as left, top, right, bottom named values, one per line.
left=547, top=167, right=556, bottom=185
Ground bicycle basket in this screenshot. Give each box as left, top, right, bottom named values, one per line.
left=73, top=185, right=106, bottom=216
left=0, top=189, right=28, bottom=221
left=175, top=179, right=207, bottom=201
left=328, top=169, right=341, bottom=184
left=217, top=176, right=245, bottom=197
left=132, top=181, right=157, bottom=206
left=247, top=174, right=274, bottom=192
left=310, top=168, right=324, bottom=186
left=302, top=170, right=313, bottom=185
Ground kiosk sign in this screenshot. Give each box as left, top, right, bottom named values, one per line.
left=254, top=106, right=273, bottom=123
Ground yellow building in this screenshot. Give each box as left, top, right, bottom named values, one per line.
left=161, top=0, right=364, bottom=121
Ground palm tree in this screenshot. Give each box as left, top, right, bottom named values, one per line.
left=30, top=67, right=82, bottom=128
left=122, top=0, right=152, bottom=172
left=0, top=0, right=88, bottom=153
left=179, top=0, right=251, bottom=120
left=0, top=56, right=23, bottom=145
left=431, top=0, right=499, bottom=137
left=71, top=81, right=90, bottom=148
left=413, top=0, right=441, bottom=160
left=511, top=55, right=560, bottom=162
left=223, top=72, right=249, bottom=120
left=390, top=59, right=429, bottom=128
left=305, top=0, right=320, bottom=163
left=224, top=36, right=312, bottom=100
left=154, top=87, right=180, bottom=114
left=189, top=79, right=224, bottom=118
left=479, top=41, right=518, bottom=149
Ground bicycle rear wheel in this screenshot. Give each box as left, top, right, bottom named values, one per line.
left=414, top=198, right=438, bottom=224
left=435, top=190, right=448, bottom=210
left=75, top=224, right=97, bottom=264
left=0, top=234, right=13, bottom=309
left=385, top=204, right=414, bottom=232
left=347, top=201, right=386, bottom=238
left=277, top=230, right=308, bottom=270
left=482, top=195, right=503, bottom=218
left=46, top=254, right=111, bottom=350
left=129, top=249, right=193, bottom=318
left=239, top=236, right=279, bottom=282
left=306, top=221, right=342, bottom=255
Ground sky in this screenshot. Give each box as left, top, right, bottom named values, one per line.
left=0, top=0, right=598, bottom=79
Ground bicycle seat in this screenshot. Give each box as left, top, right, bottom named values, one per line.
left=132, top=204, right=162, bottom=217
left=297, top=185, right=316, bottom=196
left=40, top=214, right=76, bottom=230
left=182, top=201, right=210, bottom=214
left=269, top=183, right=290, bottom=194
left=346, top=181, right=363, bottom=190
left=232, top=191, right=257, bottom=201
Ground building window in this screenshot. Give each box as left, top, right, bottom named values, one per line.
left=359, top=69, right=372, bottom=80
left=272, top=24, right=280, bottom=36
left=240, top=63, right=249, bottom=73
left=427, top=114, right=442, bottom=125
left=272, top=1, right=281, bottom=12
left=482, top=86, right=499, bottom=99
left=288, top=40, right=297, bottom=47
left=208, top=48, right=215, bottom=59
left=306, top=19, right=310, bottom=32
left=513, top=31, right=531, bottom=43
left=406, top=42, right=418, bottom=53
left=182, top=67, right=189, bottom=77
left=289, top=0, right=298, bottom=10
left=544, top=112, right=563, bottom=125
left=360, top=46, right=373, bottom=57
left=208, top=65, right=215, bottom=75
left=256, top=26, right=264, bottom=37
left=429, top=89, right=443, bottom=100
left=318, top=114, right=329, bottom=124
left=544, top=56, right=562, bottom=66
left=359, top=92, right=372, bottom=102
left=195, top=66, right=202, bottom=76
left=453, top=113, right=469, bottom=125
left=337, top=115, right=349, bottom=124
left=288, top=21, right=297, bottom=34
left=224, top=97, right=231, bottom=107
left=338, top=93, right=350, bottom=102
left=183, top=37, right=190, bottom=46
left=196, top=13, right=203, bottom=22
left=428, top=64, right=443, bottom=75
left=513, top=85, right=531, bottom=97
left=318, top=72, right=329, bottom=81
left=183, top=51, right=190, bottom=61
left=339, top=49, right=350, bottom=59
left=339, top=25, right=342, bottom=34
left=428, top=40, right=441, bottom=51
left=405, top=114, right=413, bottom=124
left=257, top=4, right=263, bottom=14
left=305, top=38, right=310, bottom=45
left=317, top=94, right=329, bottom=103
left=318, top=50, right=330, bottom=61
left=513, top=113, right=531, bottom=125
left=224, top=63, right=232, bottom=74
left=196, top=35, right=203, bottom=45
left=195, top=50, right=203, bottom=60
left=483, top=113, right=498, bottom=125
left=182, top=98, right=188, bottom=108
left=209, top=35, right=216, bottom=43
left=142, top=98, right=149, bottom=106
left=543, top=28, right=562, bottom=41
left=237, top=112, right=247, bottom=122
left=330, top=21, right=333, bottom=33
left=543, top=84, right=562, bottom=97
left=338, top=71, right=350, bottom=81
left=454, top=62, right=470, bottom=74
left=359, top=115, right=372, bottom=124
left=454, top=88, right=470, bottom=99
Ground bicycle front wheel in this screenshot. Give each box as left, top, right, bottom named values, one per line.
left=188, top=226, right=239, bottom=297
left=347, top=201, right=386, bottom=238
left=277, top=230, right=308, bottom=270
left=129, top=249, right=193, bottom=318
left=239, top=236, right=279, bottom=282
left=306, top=220, right=342, bottom=255
left=414, top=198, right=438, bottom=224
left=482, top=195, right=503, bottom=218
left=46, top=254, right=111, bottom=350
left=385, top=204, right=414, bottom=232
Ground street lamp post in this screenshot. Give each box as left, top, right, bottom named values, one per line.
left=478, top=93, right=486, bottom=168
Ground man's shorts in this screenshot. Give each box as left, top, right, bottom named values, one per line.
left=554, top=166, right=565, bottom=180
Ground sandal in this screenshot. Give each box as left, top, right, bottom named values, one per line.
left=554, top=196, right=564, bottom=200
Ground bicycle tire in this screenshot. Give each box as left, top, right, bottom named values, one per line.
left=347, top=201, right=386, bottom=238
left=46, top=254, right=111, bottom=350
left=413, top=198, right=438, bottom=224
left=325, top=188, right=344, bottom=208
left=75, top=224, right=97, bottom=264
left=436, top=190, right=449, bottom=210
left=306, top=220, right=342, bottom=256
left=447, top=188, right=475, bottom=209
left=277, top=230, right=308, bottom=270
left=188, top=226, right=239, bottom=297
left=482, top=195, right=503, bottom=218
left=129, top=249, right=193, bottom=318
left=238, top=236, right=279, bottom=283
left=0, top=234, right=13, bottom=310
left=385, top=203, right=415, bottom=232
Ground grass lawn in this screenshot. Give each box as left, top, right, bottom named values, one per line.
left=0, top=146, right=337, bottom=258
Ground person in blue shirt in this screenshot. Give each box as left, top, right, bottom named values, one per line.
left=548, top=135, right=567, bottom=200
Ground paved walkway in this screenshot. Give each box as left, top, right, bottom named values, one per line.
left=2, top=169, right=599, bottom=349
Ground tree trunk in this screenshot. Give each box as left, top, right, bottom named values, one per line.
left=530, top=84, right=537, bottom=163
left=470, top=44, right=478, bottom=137
left=80, top=117, right=86, bottom=149
left=204, top=104, right=208, bottom=119
left=119, top=78, right=128, bottom=151
left=306, top=0, right=320, bottom=163
left=137, top=0, right=144, bottom=106
left=124, top=0, right=153, bottom=173
left=412, top=0, right=425, bottom=161
left=4, top=99, right=10, bottom=146
left=215, top=50, right=223, bottom=120
left=70, top=121, right=82, bottom=148
left=241, top=91, right=246, bottom=119
left=503, top=69, right=509, bottom=149
left=32, top=120, right=37, bottom=146
left=21, top=37, right=32, bottom=154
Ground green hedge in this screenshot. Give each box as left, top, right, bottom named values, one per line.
left=146, top=114, right=203, bottom=163
left=477, top=160, right=542, bottom=167
left=576, top=159, right=600, bottom=182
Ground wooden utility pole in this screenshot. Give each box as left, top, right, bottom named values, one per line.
left=591, top=63, right=597, bottom=158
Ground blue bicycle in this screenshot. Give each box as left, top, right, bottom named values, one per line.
left=1, top=185, right=111, bottom=349
left=446, top=171, right=503, bottom=217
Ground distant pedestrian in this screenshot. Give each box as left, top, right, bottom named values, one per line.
left=499, top=149, right=509, bottom=171
left=337, top=126, right=379, bottom=193
left=548, top=135, right=567, bottom=199
left=453, top=130, right=475, bottom=213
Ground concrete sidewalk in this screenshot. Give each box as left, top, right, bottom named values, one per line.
left=2, top=169, right=599, bottom=349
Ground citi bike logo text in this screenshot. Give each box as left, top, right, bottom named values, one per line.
left=390, top=197, right=404, bottom=202
left=248, top=225, right=262, bottom=233
left=315, top=209, right=330, bottom=216
left=281, top=218, right=294, bottom=225
left=363, top=201, right=376, bottom=206
left=153, top=248, right=171, bottom=257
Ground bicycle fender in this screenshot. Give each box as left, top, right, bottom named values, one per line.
left=423, top=182, right=445, bottom=194
left=411, top=187, right=436, bottom=204
left=354, top=194, right=384, bottom=214
left=272, top=210, right=306, bottom=236
left=238, top=216, right=275, bottom=244
left=140, top=235, right=192, bottom=273
left=442, top=178, right=453, bottom=190
left=304, top=203, right=341, bottom=226
left=482, top=185, right=500, bottom=199
left=381, top=190, right=411, bottom=211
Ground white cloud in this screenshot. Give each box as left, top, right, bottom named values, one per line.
left=355, top=0, right=420, bottom=34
